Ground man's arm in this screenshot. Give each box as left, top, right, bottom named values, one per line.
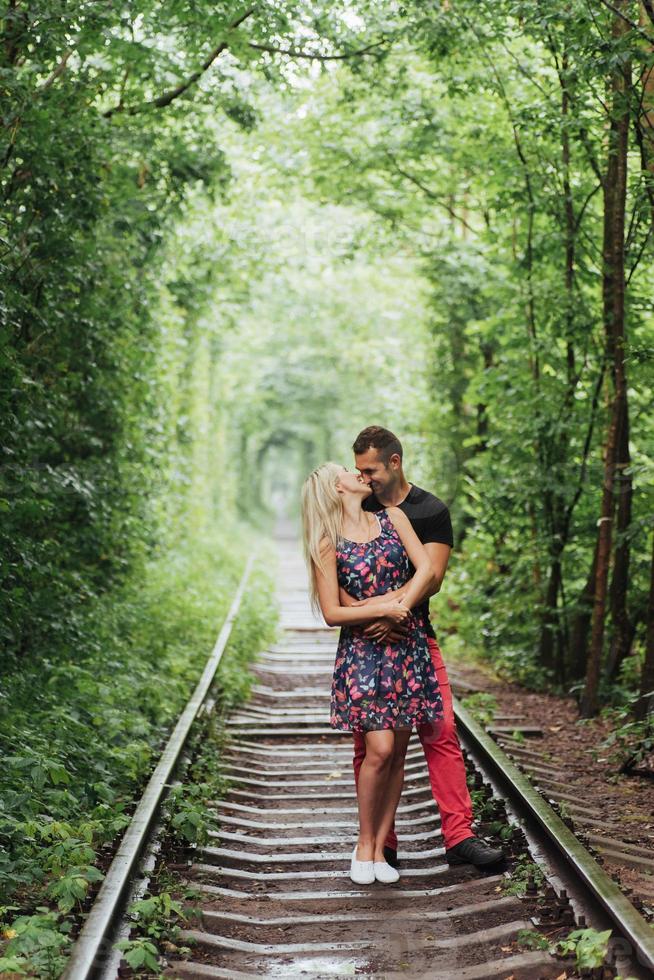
left=420, top=541, right=451, bottom=598
left=363, top=541, right=452, bottom=640
left=369, top=542, right=451, bottom=603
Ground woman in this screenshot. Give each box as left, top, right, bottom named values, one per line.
left=301, top=462, right=444, bottom=885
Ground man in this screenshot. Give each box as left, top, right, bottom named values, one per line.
left=342, top=425, right=504, bottom=870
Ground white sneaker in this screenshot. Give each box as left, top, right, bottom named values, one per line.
left=350, top=845, right=375, bottom=884
left=374, top=860, right=400, bottom=883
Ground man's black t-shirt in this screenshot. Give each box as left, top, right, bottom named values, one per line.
left=363, top=484, right=453, bottom=639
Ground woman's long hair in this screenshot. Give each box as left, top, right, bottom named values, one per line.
left=300, top=462, right=344, bottom=613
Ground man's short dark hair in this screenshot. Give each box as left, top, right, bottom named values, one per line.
left=352, top=426, right=403, bottom=463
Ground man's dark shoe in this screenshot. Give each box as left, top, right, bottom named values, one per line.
left=383, top=845, right=400, bottom=869
left=446, top=836, right=505, bottom=870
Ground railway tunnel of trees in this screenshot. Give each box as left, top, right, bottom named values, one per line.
left=1, top=0, right=654, bottom=971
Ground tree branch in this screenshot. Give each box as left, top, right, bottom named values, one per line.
left=103, top=6, right=256, bottom=118
left=38, top=48, right=73, bottom=91
left=577, top=126, right=606, bottom=186
left=247, top=38, right=387, bottom=61
left=542, top=24, right=605, bottom=186
left=562, top=358, right=607, bottom=542
left=594, top=0, right=654, bottom=42
left=574, top=181, right=602, bottom=233
left=626, top=222, right=653, bottom=284
left=633, top=111, right=654, bottom=220
left=384, top=151, right=477, bottom=234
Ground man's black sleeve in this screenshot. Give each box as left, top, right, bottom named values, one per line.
left=423, top=504, right=454, bottom=548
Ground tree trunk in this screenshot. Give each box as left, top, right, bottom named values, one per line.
left=539, top=548, right=564, bottom=678
left=637, top=1, right=654, bottom=225
left=634, top=531, right=654, bottom=720
left=475, top=342, right=493, bottom=452
left=538, top=42, right=576, bottom=678
left=569, top=542, right=599, bottom=680
left=606, top=395, right=634, bottom=680
left=552, top=51, right=576, bottom=680
left=580, top=4, right=631, bottom=717
left=581, top=397, right=621, bottom=715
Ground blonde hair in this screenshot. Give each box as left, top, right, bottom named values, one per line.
left=300, top=462, right=344, bottom=612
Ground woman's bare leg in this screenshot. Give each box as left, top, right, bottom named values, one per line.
left=373, top=728, right=412, bottom=863
left=355, top=729, right=394, bottom=861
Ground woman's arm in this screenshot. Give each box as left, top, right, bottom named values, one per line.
left=385, top=508, right=437, bottom=610
left=316, top=540, right=409, bottom=628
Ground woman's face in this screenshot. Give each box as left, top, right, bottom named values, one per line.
left=335, top=466, right=372, bottom=498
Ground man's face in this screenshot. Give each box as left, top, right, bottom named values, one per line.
left=354, top=448, right=398, bottom=496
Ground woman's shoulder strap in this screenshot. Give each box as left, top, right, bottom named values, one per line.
left=377, top=507, right=392, bottom=530
left=380, top=506, right=405, bottom=535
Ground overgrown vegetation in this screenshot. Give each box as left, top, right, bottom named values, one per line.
left=272, top=2, right=654, bottom=720
left=0, top=533, right=276, bottom=976
left=2, top=0, right=652, bottom=721
left=116, top=892, right=189, bottom=975
left=517, top=926, right=613, bottom=971
left=460, top=692, right=498, bottom=728
left=516, top=928, right=550, bottom=951
left=598, top=707, right=654, bottom=775
left=111, top=614, right=277, bottom=976
left=502, top=857, right=545, bottom=897
left=2, top=1, right=654, bottom=972
left=555, top=927, right=613, bottom=971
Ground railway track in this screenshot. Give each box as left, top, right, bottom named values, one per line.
left=64, top=533, right=654, bottom=980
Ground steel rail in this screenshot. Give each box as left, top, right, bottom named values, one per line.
left=62, top=556, right=255, bottom=980
left=454, top=699, right=654, bottom=976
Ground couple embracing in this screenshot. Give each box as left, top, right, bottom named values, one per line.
left=301, top=426, right=504, bottom=884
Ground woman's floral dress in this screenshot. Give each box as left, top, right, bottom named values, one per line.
left=330, top=509, right=444, bottom=732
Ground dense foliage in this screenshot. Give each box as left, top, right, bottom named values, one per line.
left=234, top=1, right=654, bottom=715
left=274, top=2, right=654, bottom=712
left=0, top=2, right=389, bottom=971
left=1, top=0, right=389, bottom=661
left=0, top=527, right=275, bottom=975
left=1, top=0, right=654, bottom=973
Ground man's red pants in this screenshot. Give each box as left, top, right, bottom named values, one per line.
left=352, top=635, right=474, bottom=851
